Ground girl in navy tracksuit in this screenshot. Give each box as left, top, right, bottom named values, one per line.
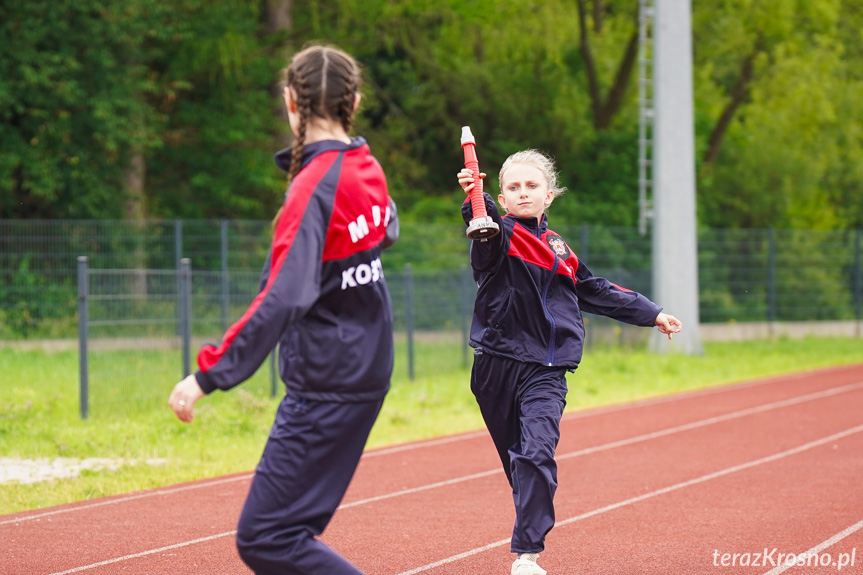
left=169, top=45, right=398, bottom=575
left=458, top=150, right=682, bottom=575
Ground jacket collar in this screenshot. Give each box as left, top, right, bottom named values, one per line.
left=273, top=136, right=367, bottom=173
left=508, top=212, right=548, bottom=235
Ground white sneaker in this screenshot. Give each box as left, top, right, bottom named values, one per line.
left=511, top=553, right=547, bottom=575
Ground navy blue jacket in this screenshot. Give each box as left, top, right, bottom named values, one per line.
left=463, top=193, right=661, bottom=369
left=196, top=137, right=398, bottom=402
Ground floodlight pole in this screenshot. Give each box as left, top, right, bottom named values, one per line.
left=649, top=0, right=703, bottom=354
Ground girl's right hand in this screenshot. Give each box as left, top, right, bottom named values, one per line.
left=169, top=374, right=205, bottom=423
left=457, top=168, right=486, bottom=193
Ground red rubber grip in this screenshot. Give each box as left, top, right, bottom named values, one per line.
left=463, top=143, right=486, bottom=219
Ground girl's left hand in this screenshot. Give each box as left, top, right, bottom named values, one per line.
left=655, top=313, right=683, bottom=339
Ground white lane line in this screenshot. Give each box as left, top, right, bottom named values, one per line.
left=362, top=430, right=488, bottom=458
left=44, top=423, right=863, bottom=575
left=364, top=365, right=853, bottom=456
left=394, top=424, right=863, bottom=575
left=36, top=383, right=863, bottom=575
left=0, top=475, right=250, bottom=526
left=339, top=469, right=500, bottom=509
left=47, top=531, right=237, bottom=575
left=344, top=381, right=863, bottom=511
left=394, top=538, right=512, bottom=575
left=557, top=380, right=863, bottom=462
left=558, top=363, right=863, bottom=422
left=7, top=380, right=863, bottom=527
left=760, top=519, right=863, bottom=575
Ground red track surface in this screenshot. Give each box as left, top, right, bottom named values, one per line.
left=4, top=364, right=863, bottom=575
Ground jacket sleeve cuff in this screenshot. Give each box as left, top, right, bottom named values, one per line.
left=462, top=193, right=499, bottom=225
left=461, top=194, right=473, bottom=224
left=646, top=305, right=664, bottom=327
left=194, top=370, right=218, bottom=395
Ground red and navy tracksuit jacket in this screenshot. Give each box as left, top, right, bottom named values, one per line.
left=195, top=137, right=398, bottom=402
left=463, top=193, right=661, bottom=369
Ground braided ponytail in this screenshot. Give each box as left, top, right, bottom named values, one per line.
left=274, top=45, right=361, bottom=228
left=287, top=67, right=313, bottom=185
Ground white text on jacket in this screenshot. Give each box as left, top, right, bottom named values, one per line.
left=341, top=257, right=384, bottom=290
left=348, top=204, right=391, bottom=244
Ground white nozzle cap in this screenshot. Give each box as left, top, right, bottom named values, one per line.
left=460, top=126, right=475, bottom=146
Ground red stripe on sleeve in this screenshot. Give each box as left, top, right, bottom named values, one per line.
left=198, top=152, right=338, bottom=373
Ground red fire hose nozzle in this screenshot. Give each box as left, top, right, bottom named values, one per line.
left=462, top=126, right=500, bottom=241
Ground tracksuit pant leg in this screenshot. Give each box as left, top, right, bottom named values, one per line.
left=470, top=352, right=568, bottom=554
left=236, top=394, right=383, bottom=575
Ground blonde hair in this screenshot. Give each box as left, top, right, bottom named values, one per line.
left=498, top=149, right=566, bottom=199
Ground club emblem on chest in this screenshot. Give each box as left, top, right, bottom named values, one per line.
left=546, top=234, right=570, bottom=259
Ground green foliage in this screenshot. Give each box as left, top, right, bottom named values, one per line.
left=0, top=0, right=286, bottom=221
left=0, top=1, right=167, bottom=218
left=0, top=257, right=76, bottom=339
left=2, top=1, right=863, bottom=229
left=695, top=0, right=863, bottom=229
left=143, top=1, right=289, bottom=219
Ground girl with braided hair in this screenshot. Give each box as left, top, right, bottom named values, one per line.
left=169, top=44, right=399, bottom=574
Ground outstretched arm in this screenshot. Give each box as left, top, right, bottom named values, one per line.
left=574, top=261, right=662, bottom=327
left=168, top=186, right=327, bottom=424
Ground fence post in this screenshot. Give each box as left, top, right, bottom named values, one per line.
left=180, top=258, right=192, bottom=378
left=220, top=219, right=229, bottom=333
left=767, top=227, right=776, bottom=325
left=405, top=264, right=415, bottom=380
left=175, top=219, right=183, bottom=335
left=855, top=229, right=861, bottom=334
left=77, top=256, right=89, bottom=420
left=460, top=265, right=471, bottom=368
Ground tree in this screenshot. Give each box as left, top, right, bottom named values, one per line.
left=0, top=0, right=293, bottom=221
left=142, top=0, right=289, bottom=219
left=3, top=0, right=861, bottom=232
left=694, top=0, right=863, bottom=230
left=0, top=1, right=167, bottom=218
left=575, top=0, right=640, bottom=131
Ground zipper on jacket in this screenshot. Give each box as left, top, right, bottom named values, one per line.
left=542, top=256, right=558, bottom=366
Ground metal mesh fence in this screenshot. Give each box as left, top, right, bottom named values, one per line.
left=80, top=262, right=276, bottom=417
left=2, top=219, right=861, bottom=338
left=0, top=219, right=272, bottom=340
left=78, top=263, right=475, bottom=416
left=2, top=219, right=862, bottom=416
left=697, top=228, right=861, bottom=322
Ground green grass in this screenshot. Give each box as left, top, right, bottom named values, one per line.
left=1, top=336, right=862, bottom=515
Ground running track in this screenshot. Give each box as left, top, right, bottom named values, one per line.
left=4, top=364, right=863, bottom=574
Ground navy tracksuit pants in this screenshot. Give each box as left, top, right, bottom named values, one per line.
left=236, top=394, right=383, bottom=575
left=470, top=351, right=568, bottom=554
